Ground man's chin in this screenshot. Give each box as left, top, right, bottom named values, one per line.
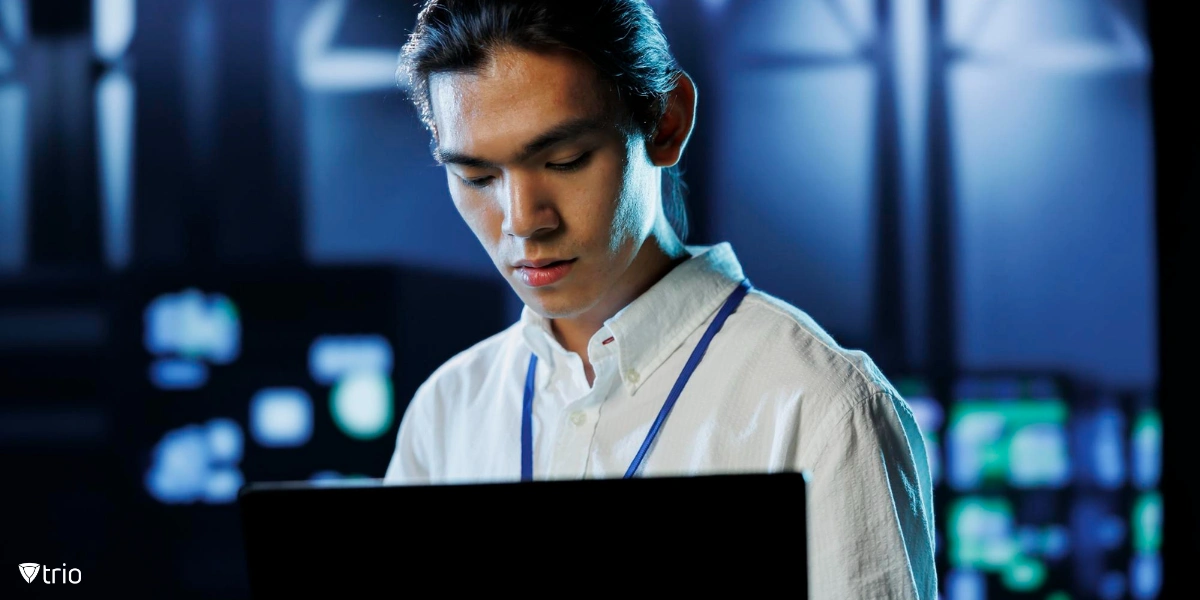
left=517, top=287, right=593, bottom=321
left=525, top=301, right=586, bottom=321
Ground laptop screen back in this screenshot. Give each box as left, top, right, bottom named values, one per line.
left=238, top=472, right=809, bottom=596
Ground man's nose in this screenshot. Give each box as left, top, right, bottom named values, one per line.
left=501, top=172, right=559, bottom=239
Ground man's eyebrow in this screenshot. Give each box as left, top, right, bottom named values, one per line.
left=433, top=116, right=611, bottom=168
left=515, top=116, right=610, bottom=162
left=432, top=149, right=498, bottom=169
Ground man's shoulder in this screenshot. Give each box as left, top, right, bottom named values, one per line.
left=733, top=290, right=898, bottom=401
left=734, top=290, right=919, bottom=471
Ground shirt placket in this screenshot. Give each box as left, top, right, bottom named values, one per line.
left=548, top=347, right=612, bottom=478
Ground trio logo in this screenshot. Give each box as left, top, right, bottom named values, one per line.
left=18, top=563, right=38, bottom=583
left=18, top=562, right=81, bottom=584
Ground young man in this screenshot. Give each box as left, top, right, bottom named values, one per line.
left=384, top=1, right=935, bottom=597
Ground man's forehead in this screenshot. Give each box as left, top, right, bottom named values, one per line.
left=428, top=48, right=618, bottom=157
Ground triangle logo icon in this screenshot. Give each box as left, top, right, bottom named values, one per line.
left=19, top=563, right=40, bottom=584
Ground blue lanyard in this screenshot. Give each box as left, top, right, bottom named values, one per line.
left=521, top=279, right=752, bottom=481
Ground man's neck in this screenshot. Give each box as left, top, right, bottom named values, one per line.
left=551, top=232, right=688, bottom=386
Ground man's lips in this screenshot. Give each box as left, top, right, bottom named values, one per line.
left=514, top=258, right=577, bottom=287
left=514, top=257, right=573, bottom=269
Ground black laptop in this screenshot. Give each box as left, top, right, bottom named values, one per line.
left=238, top=471, right=809, bottom=596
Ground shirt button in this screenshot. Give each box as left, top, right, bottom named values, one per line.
left=625, top=369, right=640, bottom=384
left=569, top=411, right=587, bottom=426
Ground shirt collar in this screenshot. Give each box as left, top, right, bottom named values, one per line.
left=518, top=242, right=746, bottom=396
left=519, top=302, right=564, bottom=384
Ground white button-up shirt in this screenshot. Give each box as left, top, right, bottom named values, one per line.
left=385, top=242, right=936, bottom=599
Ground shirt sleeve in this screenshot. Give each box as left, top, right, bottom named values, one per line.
left=800, top=390, right=937, bottom=600
left=383, top=380, right=438, bottom=485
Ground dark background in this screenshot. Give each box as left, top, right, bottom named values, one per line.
left=0, top=0, right=1189, bottom=598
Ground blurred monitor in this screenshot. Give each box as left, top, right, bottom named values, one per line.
left=933, top=375, right=1160, bottom=600
left=1, top=264, right=510, bottom=597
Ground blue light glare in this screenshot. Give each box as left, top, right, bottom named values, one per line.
left=0, top=0, right=26, bottom=45
left=947, top=0, right=1148, bottom=72
left=144, top=288, right=241, bottom=364
left=148, top=358, right=208, bottom=390
left=93, top=0, right=136, bottom=62
left=1008, top=422, right=1069, bottom=487
left=0, top=83, right=27, bottom=271
left=947, top=411, right=1001, bottom=490
left=145, top=425, right=209, bottom=504
left=1132, top=411, right=1161, bottom=490
left=250, top=387, right=313, bottom=448
left=1131, top=553, right=1161, bottom=600
left=947, top=569, right=984, bottom=600
left=732, top=0, right=860, bottom=56
left=1079, top=407, right=1126, bottom=489
left=96, top=68, right=134, bottom=269
left=908, top=396, right=943, bottom=431
left=308, top=334, right=393, bottom=385
left=309, top=470, right=372, bottom=487
left=145, top=418, right=245, bottom=504
left=696, top=0, right=728, bottom=16
left=952, top=500, right=1012, bottom=566
left=296, top=0, right=407, bottom=92
left=205, top=417, right=243, bottom=464
left=329, top=371, right=393, bottom=441
left=947, top=400, right=1070, bottom=490
left=203, top=467, right=244, bottom=503
left=907, top=395, right=942, bottom=484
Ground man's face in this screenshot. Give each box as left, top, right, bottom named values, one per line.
left=428, top=47, right=662, bottom=320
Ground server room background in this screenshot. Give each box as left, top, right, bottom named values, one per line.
left=0, top=0, right=1183, bottom=598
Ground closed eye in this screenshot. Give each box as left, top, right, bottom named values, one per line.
left=460, top=175, right=495, bottom=189
left=547, top=151, right=592, bottom=172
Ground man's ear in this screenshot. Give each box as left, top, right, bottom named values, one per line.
left=646, top=72, right=697, bottom=168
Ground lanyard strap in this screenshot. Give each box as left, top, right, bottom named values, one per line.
left=521, top=279, right=752, bottom=481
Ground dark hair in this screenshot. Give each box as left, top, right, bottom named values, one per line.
left=398, top=0, right=690, bottom=241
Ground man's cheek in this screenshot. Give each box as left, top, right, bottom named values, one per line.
left=606, top=193, right=643, bottom=243
left=454, top=196, right=496, bottom=241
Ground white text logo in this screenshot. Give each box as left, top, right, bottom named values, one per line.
left=17, top=563, right=81, bottom=584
